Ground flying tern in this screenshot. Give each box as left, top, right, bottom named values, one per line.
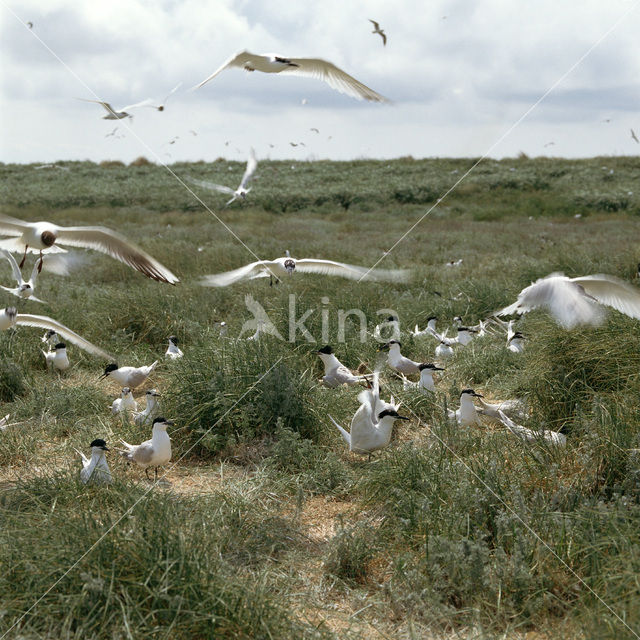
left=368, top=19, right=387, bottom=45
left=77, top=98, right=156, bottom=120
left=0, top=307, right=112, bottom=359
left=100, top=361, right=159, bottom=388
left=77, top=439, right=112, bottom=485
left=497, top=272, right=640, bottom=329
left=119, top=417, right=173, bottom=481
left=0, top=213, right=178, bottom=284
left=0, top=249, right=45, bottom=302
left=186, top=148, right=257, bottom=206
left=200, top=253, right=409, bottom=287
left=195, top=50, right=389, bottom=102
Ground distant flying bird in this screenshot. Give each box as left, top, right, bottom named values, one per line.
left=289, top=142, right=305, bottom=147
left=544, top=142, right=555, bottom=147
left=26, top=21, right=33, bottom=29
left=186, top=148, right=257, bottom=206
left=0, top=307, right=113, bottom=359
left=200, top=253, right=410, bottom=287
left=77, top=98, right=154, bottom=120
left=368, top=19, right=387, bottom=45
left=105, top=127, right=121, bottom=138
left=0, top=213, right=179, bottom=284
left=632, top=129, right=639, bottom=144
left=497, top=273, right=640, bottom=329
left=310, top=128, right=319, bottom=133
left=0, top=249, right=45, bottom=302
left=195, top=50, right=389, bottom=103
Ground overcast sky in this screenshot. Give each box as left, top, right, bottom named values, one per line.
left=1, top=0, right=639, bottom=164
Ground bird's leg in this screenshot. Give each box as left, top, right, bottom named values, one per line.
left=269, top=275, right=273, bottom=287
left=19, top=245, right=28, bottom=269
left=154, top=467, right=159, bottom=482
left=145, top=467, right=151, bottom=481
left=37, top=253, right=44, bottom=273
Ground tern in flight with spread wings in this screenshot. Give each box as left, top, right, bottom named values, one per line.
left=77, top=98, right=158, bottom=120
left=186, top=148, right=257, bottom=206
left=195, top=50, right=389, bottom=102
left=0, top=213, right=178, bottom=284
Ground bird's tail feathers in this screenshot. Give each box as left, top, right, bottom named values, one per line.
left=328, top=414, right=351, bottom=445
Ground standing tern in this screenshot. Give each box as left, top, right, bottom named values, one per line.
left=77, top=439, right=112, bottom=485
left=100, top=361, right=159, bottom=389
left=0, top=213, right=178, bottom=284
left=195, top=50, right=389, bottom=103
left=447, top=389, right=483, bottom=426
left=119, top=417, right=173, bottom=481
left=134, top=389, right=162, bottom=426
left=317, top=345, right=371, bottom=387
left=112, top=387, right=138, bottom=415
left=165, top=336, right=183, bottom=360
left=380, top=340, right=421, bottom=375
left=400, top=363, right=444, bottom=393
left=42, top=342, right=70, bottom=372
left=77, top=98, right=157, bottom=119
left=200, top=254, right=409, bottom=287
left=496, top=272, right=640, bottom=329
left=186, top=148, right=257, bottom=206
left=0, top=249, right=45, bottom=302
left=0, top=307, right=112, bottom=359
left=368, top=19, right=387, bottom=45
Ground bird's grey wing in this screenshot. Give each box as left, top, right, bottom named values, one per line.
left=0, top=248, right=23, bottom=283
left=294, top=258, right=409, bottom=282
left=54, top=226, right=179, bottom=284
left=75, top=449, right=90, bottom=466
left=15, top=314, right=114, bottom=359
left=185, top=176, right=235, bottom=195
left=120, top=98, right=156, bottom=111
left=131, top=442, right=155, bottom=464
left=0, top=213, right=29, bottom=237
left=195, top=50, right=256, bottom=88
left=77, top=99, right=119, bottom=116
left=572, top=275, right=640, bottom=320
left=284, top=58, right=389, bottom=103
left=369, top=19, right=380, bottom=29
left=199, top=261, right=269, bottom=287
left=239, top=148, right=257, bottom=189
left=381, top=32, right=387, bottom=46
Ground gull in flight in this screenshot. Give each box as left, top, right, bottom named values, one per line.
left=496, top=272, right=640, bottom=329
left=195, top=50, right=389, bottom=103
left=0, top=213, right=178, bottom=284
left=0, top=249, right=45, bottom=303
left=135, top=83, right=183, bottom=112
left=0, top=307, right=112, bottom=358
left=77, top=439, right=112, bottom=485
left=77, top=98, right=156, bottom=120
left=100, top=361, right=159, bottom=389
left=368, top=19, right=387, bottom=45
left=200, top=252, right=409, bottom=287
left=186, top=148, right=257, bottom=206
left=119, top=417, right=173, bottom=481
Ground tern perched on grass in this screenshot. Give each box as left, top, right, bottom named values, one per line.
left=507, top=332, right=525, bottom=353
left=497, top=410, right=566, bottom=447
left=401, top=363, right=444, bottom=393
left=329, top=370, right=408, bottom=457
left=0, top=213, right=178, bottom=284
left=380, top=340, right=421, bottom=375
left=368, top=19, right=387, bottom=45
left=119, top=417, right=173, bottom=481
left=0, top=249, right=45, bottom=302
left=317, top=345, right=371, bottom=387
left=134, top=389, right=162, bottom=426
left=42, top=342, right=70, bottom=372
left=100, top=361, right=159, bottom=389
left=201, top=253, right=409, bottom=287
left=496, top=272, right=640, bottom=329
left=196, top=50, right=389, bottom=102
left=1, top=307, right=112, bottom=359
left=412, top=316, right=439, bottom=338
left=447, top=389, right=483, bottom=426
left=112, top=387, right=138, bottom=415
left=77, top=439, right=112, bottom=485
left=165, top=336, right=183, bottom=360
left=187, top=148, right=257, bottom=206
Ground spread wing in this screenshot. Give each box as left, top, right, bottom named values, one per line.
left=572, top=275, right=640, bottom=320
left=0, top=248, right=23, bottom=284
left=162, top=82, right=183, bottom=104
left=282, top=58, right=389, bottom=102
left=294, top=258, right=409, bottom=282
left=200, top=261, right=273, bottom=287
left=369, top=19, right=380, bottom=29
left=15, top=313, right=114, bottom=359
left=77, top=99, right=120, bottom=116
left=185, top=176, right=235, bottom=195
left=195, top=50, right=258, bottom=88
left=0, top=213, right=29, bottom=237
left=239, top=148, right=257, bottom=190
left=54, top=226, right=178, bottom=284
left=131, top=442, right=154, bottom=464
left=119, top=98, right=156, bottom=111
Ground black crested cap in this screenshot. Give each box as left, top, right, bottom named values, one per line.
left=153, top=416, right=174, bottom=426
left=55, top=342, right=66, bottom=349
left=90, top=438, right=108, bottom=450
left=378, top=408, right=409, bottom=420
left=427, top=315, right=437, bottom=321
left=46, top=329, right=57, bottom=337
left=317, top=345, right=333, bottom=354
left=169, top=335, right=179, bottom=344
left=104, top=363, right=119, bottom=374
left=460, top=388, right=476, bottom=395
left=388, top=339, right=401, bottom=346
left=386, top=315, right=397, bottom=322
left=511, top=332, right=525, bottom=339
left=419, top=362, right=444, bottom=371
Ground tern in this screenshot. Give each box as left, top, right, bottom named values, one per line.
left=0, top=250, right=45, bottom=302
left=100, top=361, right=159, bottom=389
left=42, top=342, right=70, bottom=372
left=328, top=370, right=408, bottom=456
left=195, top=50, right=389, bottom=103
left=0, top=213, right=178, bottom=284
left=186, top=148, right=257, bottom=206
left=373, top=315, right=400, bottom=341
left=134, top=389, right=162, bottom=426
left=477, top=397, right=528, bottom=423
left=412, top=316, right=438, bottom=338
left=112, top=387, right=138, bottom=415
left=77, top=98, right=159, bottom=120
left=368, top=19, right=387, bottom=45
left=134, top=82, right=182, bottom=111
left=496, top=272, right=640, bottom=329
left=77, top=439, right=112, bottom=485
left=317, top=345, right=371, bottom=387
left=119, top=417, right=173, bottom=481
left=165, top=335, right=183, bottom=359
left=507, top=332, right=525, bottom=353
left=0, top=307, right=112, bottom=358
left=498, top=410, right=566, bottom=447
left=456, top=327, right=479, bottom=346
left=447, top=389, right=483, bottom=426
left=201, top=254, right=409, bottom=287
left=380, top=340, right=421, bottom=375
left=435, top=341, right=454, bottom=360
left=401, top=363, right=444, bottom=393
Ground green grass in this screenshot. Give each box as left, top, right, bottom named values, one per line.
left=1, top=156, right=640, bottom=638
